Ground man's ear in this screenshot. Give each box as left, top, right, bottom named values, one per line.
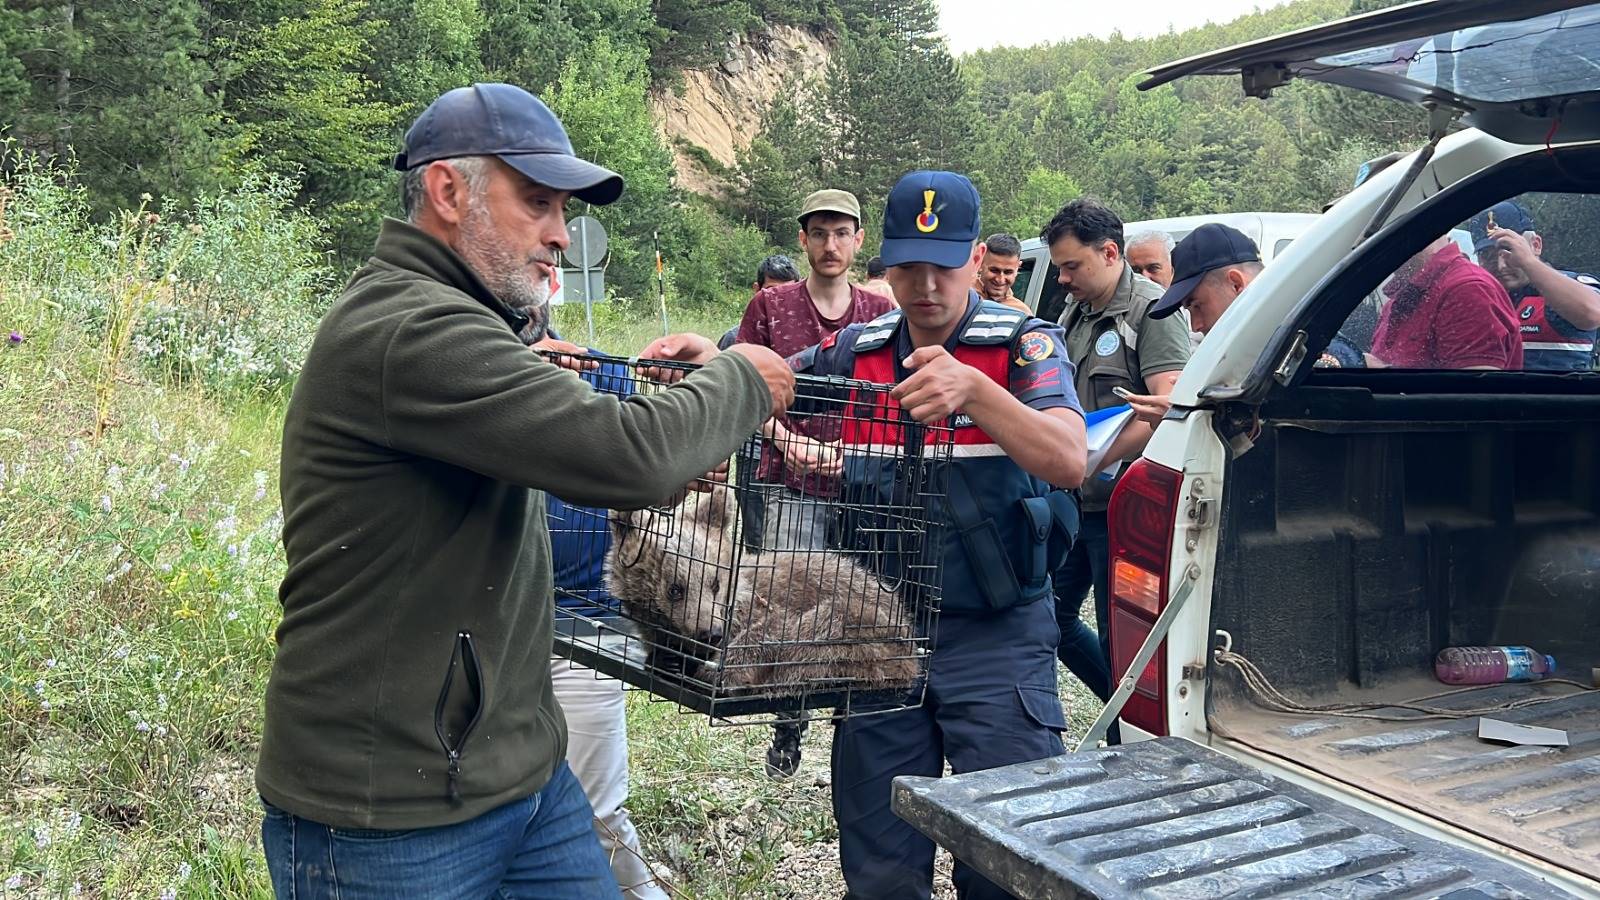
left=1103, top=239, right=1122, bottom=266
left=1529, top=232, right=1544, bottom=257
left=971, top=242, right=987, bottom=270
left=853, top=227, right=866, bottom=253
left=422, top=161, right=471, bottom=228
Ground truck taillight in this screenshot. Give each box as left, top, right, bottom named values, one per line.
left=1106, top=458, right=1183, bottom=737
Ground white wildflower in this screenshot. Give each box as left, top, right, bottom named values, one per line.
left=253, top=470, right=268, bottom=502
left=135, top=721, right=151, bottom=733
left=226, top=610, right=239, bottom=622
left=44, top=658, right=55, bottom=669
left=150, top=482, right=168, bottom=500
left=154, top=724, right=168, bottom=738
left=105, top=560, right=133, bottom=583
left=32, top=824, right=49, bottom=849
left=100, top=494, right=112, bottom=513
left=106, top=465, right=123, bottom=489
left=6, top=873, right=24, bottom=889
left=160, top=888, right=176, bottom=900
left=33, top=679, right=45, bottom=696
left=113, top=644, right=131, bottom=659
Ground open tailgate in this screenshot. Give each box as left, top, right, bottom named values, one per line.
left=892, top=738, right=1579, bottom=899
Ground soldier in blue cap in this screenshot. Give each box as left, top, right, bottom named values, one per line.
left=656, top=172, right=1088, bottom=898
left=1469, top=200, right=1600, bottom=371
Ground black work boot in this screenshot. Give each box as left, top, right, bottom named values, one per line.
left=764, top=719, right=809, bottom=779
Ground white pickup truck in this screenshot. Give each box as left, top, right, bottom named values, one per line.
left=895, top=3, right=1600, bottom=897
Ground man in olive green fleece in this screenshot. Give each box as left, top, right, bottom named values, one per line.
left=257, top=83, right=795, bottom=898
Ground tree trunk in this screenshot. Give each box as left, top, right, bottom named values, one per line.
left=54, top=1, right=73, bottom=160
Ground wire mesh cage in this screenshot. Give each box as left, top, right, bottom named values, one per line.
left=547, top=351, right=952, bottom=726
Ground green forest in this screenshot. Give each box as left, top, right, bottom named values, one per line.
left=1, top=0, right=1421, bottom=315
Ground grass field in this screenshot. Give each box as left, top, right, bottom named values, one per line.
left=0, top=229, right=1100, bottom=898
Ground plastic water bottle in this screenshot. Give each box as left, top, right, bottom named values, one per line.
left=1434, top=646, right=1556, bottom=685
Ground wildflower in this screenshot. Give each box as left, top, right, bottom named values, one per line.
left=32, top=824, right=49, bottom=849
left=227, top=544, right=238, bottom=557
left=106, top=464, right=123, bottom=488
left=33, top=679, right=44, bottom=696
left=105, top=560, right=132, bottom=583
left=157, top=692, right=168, bottom=710
left=253, top=470, right=268, bottom=502
left=154, top=724, right=168, bottom=737
left=45, top=658, right=56, bottom=669
left=168, top=453, right=191, bottom=474
left=99, top=494, right=112, bottom=513
left=139, top=192, right=153, bottom=202
left=225, top=610, right=239, bottom=622
left=40, top=699, right=51, bottom=712
left=177, top=862, right=191, bottom=882
left=151, top=482, right=168, bottom=500
left=0, top=462, right=6, bottom=489
left=6, top=873, right=24, bottom=890
left=159, top=562, right=172, bottom=573
left=214, top=512, right=238, bottom=541
left=60, top=809, right=82, bottom=835
left=160, top=888, right=176, bottom=900
left=135, top=720, right=150, bottom=733
left=71, top=882, right=82, bottom=897
left=113, top=644, right=131, bottom=659
left=6, top=330, right=21, bottom=344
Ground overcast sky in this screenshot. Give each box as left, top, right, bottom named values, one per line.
left=937, top=0, right=1293, bottom=55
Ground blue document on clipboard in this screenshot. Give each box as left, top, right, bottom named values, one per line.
left=1084, top=404, right=1135, bottom=482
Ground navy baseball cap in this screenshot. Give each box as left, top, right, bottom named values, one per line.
left=879, top=171, right=981, bottom=269
left=1467, top=200, right=1536, bottom=253
left=1150, top=223, right=1261, bottom=320
left=394, top=83, right=624, bottom=205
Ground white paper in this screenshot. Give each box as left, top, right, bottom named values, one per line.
left=1084, top=406, right=1136, bottom=481
left=1478, top=717, right=1569, bottom=747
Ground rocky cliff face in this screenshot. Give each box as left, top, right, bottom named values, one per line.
left=651, top=25, right=832, bottom=196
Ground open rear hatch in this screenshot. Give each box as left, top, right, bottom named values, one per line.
left=893, top=739, right=1581, bottom=898
left=1141, top=0, right=1600, bottom=144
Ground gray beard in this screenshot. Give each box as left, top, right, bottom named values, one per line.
left=457, top=202, right=553, bottom=340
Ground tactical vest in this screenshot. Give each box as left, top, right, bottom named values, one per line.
left=1062, top=289, right=1160, bottom=415
left=835, top=304, right=1079, bottom=616
left=1513, top=282, right=1598, bottom=371
left=1063, top=287, right=1158, bottom=508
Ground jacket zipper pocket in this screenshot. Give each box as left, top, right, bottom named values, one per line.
left=433, top=630, right=485, bottom=806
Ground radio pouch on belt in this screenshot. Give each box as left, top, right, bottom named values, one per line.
left=943, top=465, right=1079, bottom=613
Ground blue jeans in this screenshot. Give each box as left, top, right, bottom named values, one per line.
left=261, top=762, right=616, bottom=899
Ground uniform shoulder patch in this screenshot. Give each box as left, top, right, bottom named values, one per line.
left=1014, top=331, right=1055, bottom=365
left=959, top=300, right=1028, bottom=346
left=852, top=309, right=904, bottom=351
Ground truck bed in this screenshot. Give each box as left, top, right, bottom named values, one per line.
left=1215, top=676, right=1600, bottom=882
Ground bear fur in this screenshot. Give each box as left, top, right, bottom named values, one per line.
left=605, top=488, right=920, bottom=693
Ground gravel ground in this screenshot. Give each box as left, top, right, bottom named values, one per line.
left=628, top=651, right=1104, bottom=899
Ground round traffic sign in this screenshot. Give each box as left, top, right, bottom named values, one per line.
left=564, top=216, right=609, bottom=268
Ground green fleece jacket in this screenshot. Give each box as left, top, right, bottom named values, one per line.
left=257, top=219, right=769, bottom=829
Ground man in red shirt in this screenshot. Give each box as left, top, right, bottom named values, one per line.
left=733, top=188, right=893, bottom=780
left=1368, top=236, right=1524, bottom=370
left=735, top=189, right=895, bottom=550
